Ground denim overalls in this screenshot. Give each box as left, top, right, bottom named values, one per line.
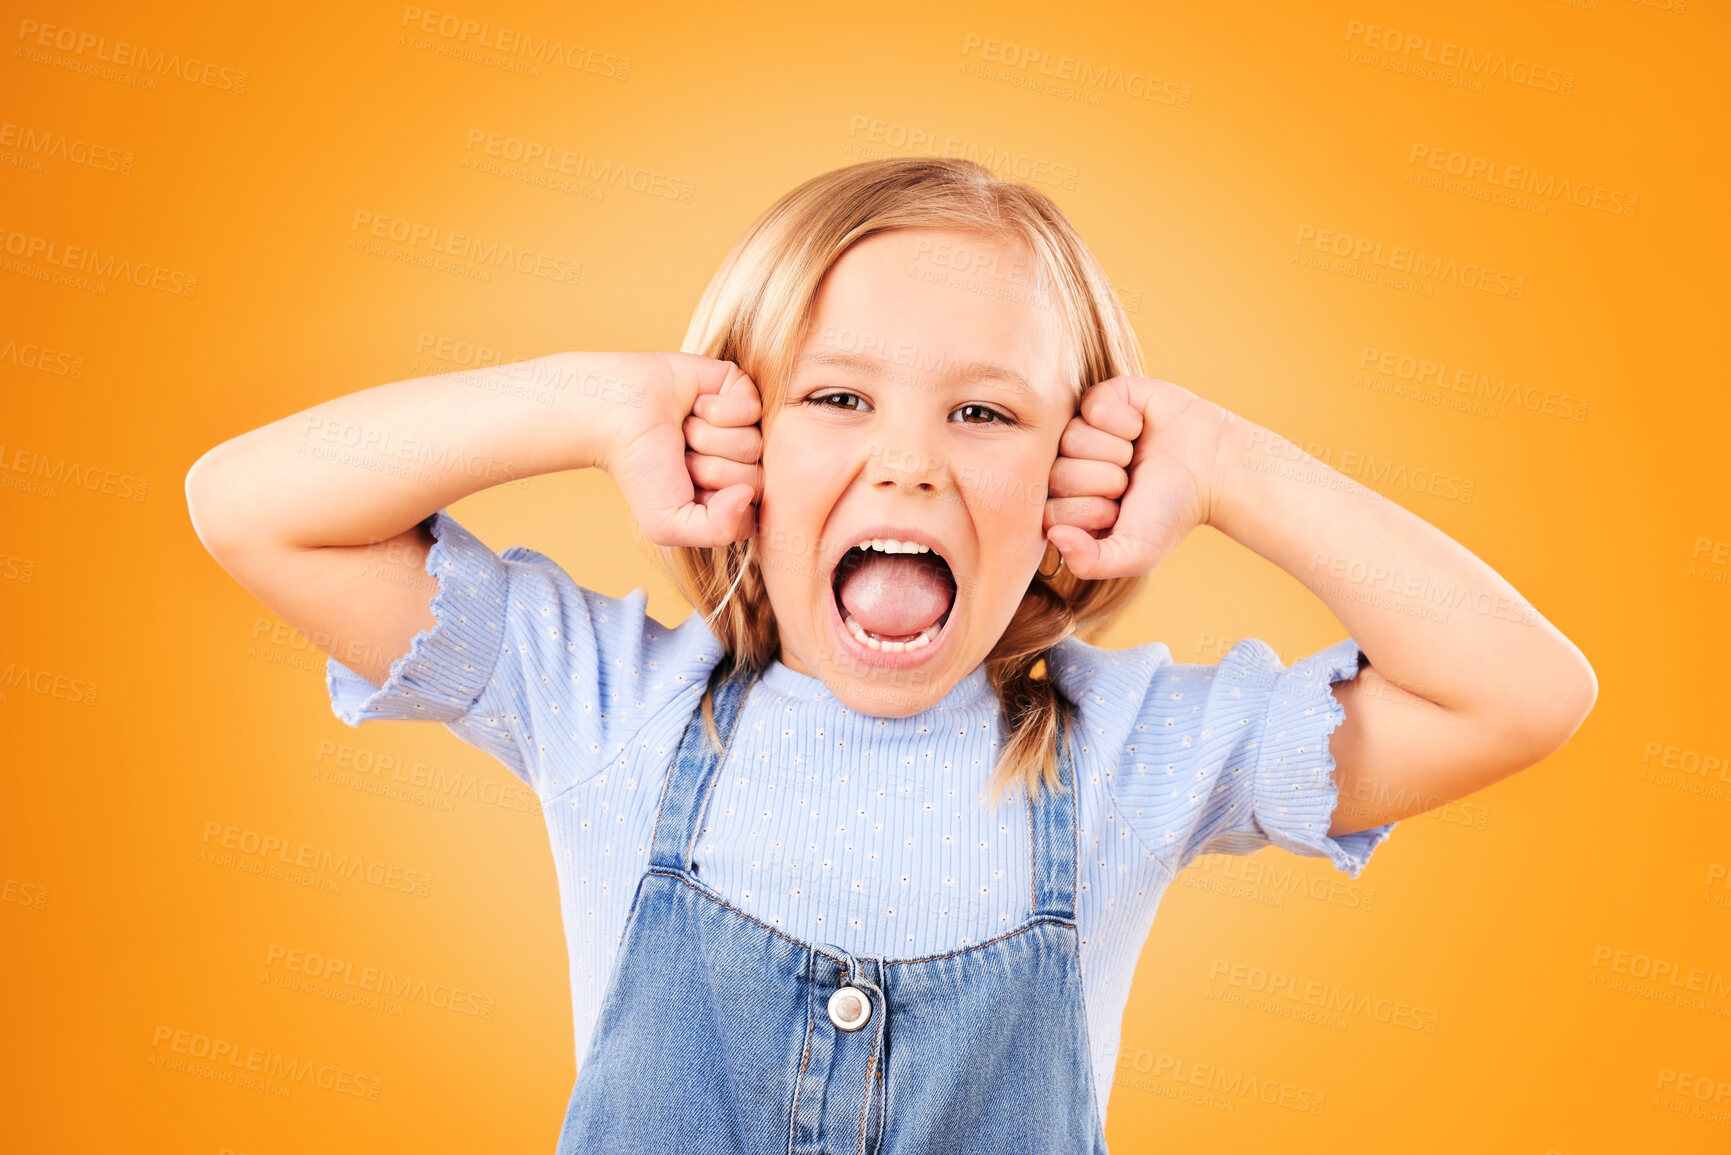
left=556, top=666, right=1110, bottom=1154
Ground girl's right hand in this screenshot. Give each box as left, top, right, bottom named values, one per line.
left=596, top=352, right=763, bottom=549
left=187, top=349, right=763, bottom=690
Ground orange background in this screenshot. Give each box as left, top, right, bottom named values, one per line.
left=4, top=1, right=1728, bottom=1151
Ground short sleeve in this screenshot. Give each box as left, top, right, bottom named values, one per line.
left=1109, top=637, right=1396, bottom=880
left=325, top=510, right=725, bottom=798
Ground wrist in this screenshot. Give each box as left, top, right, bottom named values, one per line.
left=1203, top=408, right=1257, bottom=534
left=545, top=351, right=648, bottom=476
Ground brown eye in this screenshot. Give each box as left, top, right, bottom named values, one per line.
left=809, top=391, right=868, bottom=411
left=952, top=404, right=1009, bottom=425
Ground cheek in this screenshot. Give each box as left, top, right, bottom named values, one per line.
left=958, top=442, right=1056, bottom=537
left=757, top=425, right=841, bottom=586
left=762, top=429, right=827, bottom=519
left=761, top=411, right=838, bottom=484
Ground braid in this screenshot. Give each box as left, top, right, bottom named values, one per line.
left=984, top=575, right=1078, bottom=801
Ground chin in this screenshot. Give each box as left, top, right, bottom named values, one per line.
left=792, top=624, right=954, bottom=717
left=828, top=671, right=949, bottom=719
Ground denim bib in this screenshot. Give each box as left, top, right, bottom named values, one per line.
left=556, top=666, right=1109, bottom=1154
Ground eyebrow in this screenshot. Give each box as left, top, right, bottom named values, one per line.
left=795, top=348, right=1037, bottom=396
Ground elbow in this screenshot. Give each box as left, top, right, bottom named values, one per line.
left=1506, top=647, right=1598, bottom=767
left=185, top=445, right=245, bottom=559
left=1550, top=645, right=1599, bottom=741
left=184, top=450, right=220, bottom=546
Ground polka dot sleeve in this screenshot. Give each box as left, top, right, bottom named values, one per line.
left=1102, top=637, right=1397, bottom=881
left=324, top=511, right=522, bottom=775
left=1233, top=637, right=1395, bottom=878
left=325, top=510, right=725, bottom=797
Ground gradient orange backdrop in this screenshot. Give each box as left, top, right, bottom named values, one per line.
left=3, top=1, right=1728, bottom=1152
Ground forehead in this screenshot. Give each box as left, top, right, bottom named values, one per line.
left=793, top=227, right=1070, bottom=397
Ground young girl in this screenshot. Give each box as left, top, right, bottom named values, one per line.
left=187, top=158, right=1596, bottom=1153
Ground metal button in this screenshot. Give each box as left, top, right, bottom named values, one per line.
left=827, top=985, right=872, bottom=1031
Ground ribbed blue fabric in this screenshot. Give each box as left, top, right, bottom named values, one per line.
left=327, top=511, right=1398, bottom=1122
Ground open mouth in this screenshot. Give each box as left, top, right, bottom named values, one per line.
left=830, top=538, right=958, bottom=653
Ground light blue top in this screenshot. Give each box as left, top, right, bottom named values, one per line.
left=326, top=511, right=1398, bottom=1121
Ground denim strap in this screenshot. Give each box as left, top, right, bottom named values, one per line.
left=647, top=665, right=753, bottom=873
left=1029, top=713, right=1080, bottom=920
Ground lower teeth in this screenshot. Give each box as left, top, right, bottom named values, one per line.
left=843, top=614, right=940, bottom=653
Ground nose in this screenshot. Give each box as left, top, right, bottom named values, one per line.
left=858, top=396, right=953, bottom=499
left=864, top=438, right=944, bottom=494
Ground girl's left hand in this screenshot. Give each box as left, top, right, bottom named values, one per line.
left=1044, top=376, right=1233, bottom=581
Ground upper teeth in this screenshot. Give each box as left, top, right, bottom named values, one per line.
left=857, top=539, right=930, bottom=554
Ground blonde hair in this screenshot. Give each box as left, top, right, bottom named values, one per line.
left=653, top=157, right=1149, bottom=800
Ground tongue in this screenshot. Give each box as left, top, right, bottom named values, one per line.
left=838, top=554, right=953, bottom=639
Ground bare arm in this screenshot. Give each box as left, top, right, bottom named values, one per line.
left=185, top=352, right=762, bottom=686
left=1212, top=418, right=1597, bottom=835
left=1046, top=377, right=1598, bottom=838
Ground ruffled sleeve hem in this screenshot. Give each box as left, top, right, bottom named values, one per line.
left=1251, top=637, right=1396, bottom=879
left=325, top=510, right=510, bottom=726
